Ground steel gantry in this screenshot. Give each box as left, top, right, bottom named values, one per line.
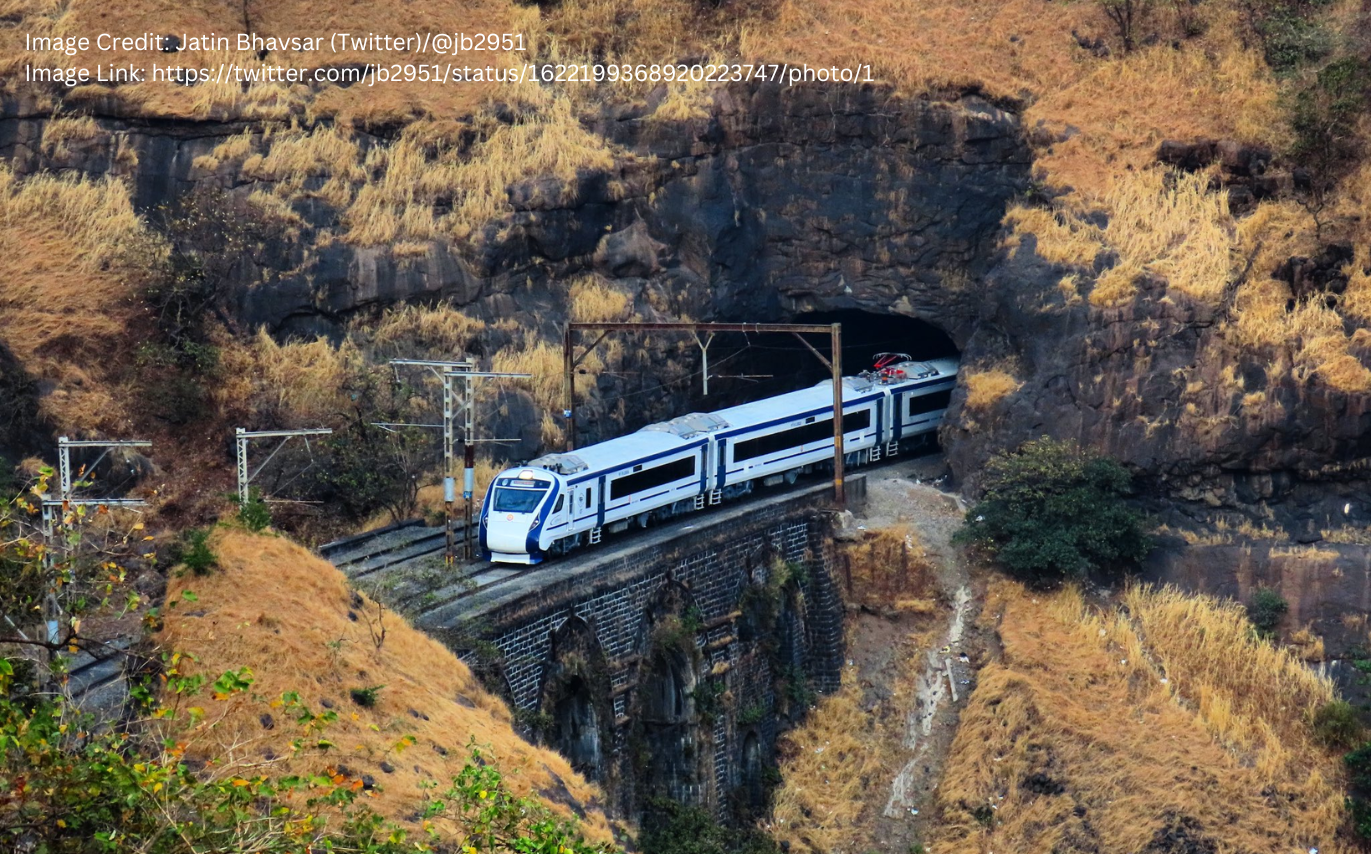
left=562, top=322, right=846, bottom=506
left=388, top=360, right=531, bottom=562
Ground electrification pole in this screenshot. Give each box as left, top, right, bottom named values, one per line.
left=561, top=322, right=846, bottom=506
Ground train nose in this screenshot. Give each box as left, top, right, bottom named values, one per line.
left=487, top=513, right=534, bottom=554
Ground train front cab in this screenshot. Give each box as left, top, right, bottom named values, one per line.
left=480, top=469, right=564, bottom=564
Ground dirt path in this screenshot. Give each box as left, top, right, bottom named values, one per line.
left=845, top=460, right=984, bottom=851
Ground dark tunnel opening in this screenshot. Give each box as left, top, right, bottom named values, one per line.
left=696, top=310, right=960, bottom=409
left=570, top=309, right=961, bottom=446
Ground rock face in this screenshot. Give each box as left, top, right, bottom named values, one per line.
left=1141, top=537, right=1371, bottom=659
left=2, top=83, right=1030, bottom=344
left=2, top=82, right=1029, bottom=449
left=942, top=215, right=1371, bottom=539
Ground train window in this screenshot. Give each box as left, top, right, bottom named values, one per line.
left=554, top=495, right=565, bottom=513
left=907, top=388, right=953, bottom=418
left=733, top=410, right=873, bottom=463
left=609, top=456, right=697, bottom=500
left=492, top=485, right=548, bottom=513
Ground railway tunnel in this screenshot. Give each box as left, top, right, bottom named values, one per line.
left=697, top=309, right=961, bottom=412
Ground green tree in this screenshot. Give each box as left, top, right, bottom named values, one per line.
left=1246, top=587, right=1288, bottom=639
left=955, top=438, right=1152, bottom=585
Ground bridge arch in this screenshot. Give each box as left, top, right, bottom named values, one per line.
left=630, top=578, right=710, bottom=812
left=739, top=730, right=765, bottom=813
left=539, top=616, right=614, bottom=785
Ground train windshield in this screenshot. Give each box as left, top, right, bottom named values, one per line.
left=491, top=481, right=550, bottom=513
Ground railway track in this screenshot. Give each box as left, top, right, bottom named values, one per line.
left=319, top=518, right=527, bottom=615
left=318, top=446, right=945, bottom=619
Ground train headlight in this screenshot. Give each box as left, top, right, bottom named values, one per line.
left=528, top=515, right=541, bottom=531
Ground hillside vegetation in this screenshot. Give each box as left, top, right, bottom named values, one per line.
left=160, top=527, right=616, bottom=844
left=934, top=580, right=1346, bottom=852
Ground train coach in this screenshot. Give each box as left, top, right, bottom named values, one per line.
left=479, top=354, right=958, bottom=564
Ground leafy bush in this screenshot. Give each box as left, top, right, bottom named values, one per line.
left=1256, top=7, right=1332, bottom=71
left=350, top=684, right=385, bottom=708
left=1348, top=743, right=1371, bottom=789
left=1312, top=699, right=1362, bottom=749
left=1290, top=57, right=1371, bottom=220
left=955, top=438, right=1152, bottom=586
left=234, top=486, right=273, bottom=532
left=1349, top=795, right=1371, bottom=840
left=1246, top=587, right=1288, bottom=638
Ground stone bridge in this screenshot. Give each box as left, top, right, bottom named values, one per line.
left=415, top=477, right=861, bottom=820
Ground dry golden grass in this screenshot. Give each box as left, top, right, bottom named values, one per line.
left=2, top=0, right=517, bottom=123
left=159, top=528, right=613, bottom=843
left=568, top=275, right=632, bottom=323
left=836, top=524, right=937, bottom=613
left=198, top=95, right=615, bottom=247
left=361, top=302, right=488, bottom=361
left=933, top=581, right=1347, bottom=853
left=1227, top=197, right=1371, bottom=393
left=0, top=164, right=156, bottom=428
left=489, top=332, right=609, bottom=449
left=767, top=668, right=896, bottom=852
left=962, top=366, right=1022, bottom=410
left=1012, top=168, right=1237, bottom=306
left=1291, top=625, right=1327, bottom=663
left=39, top=115, right=100, bottom=158
left=241, top=125, right=365, bottom=209
left=1157, top=516, right=1286, bottom=545
left=751, top=0, right=1282, bottom=199
left=1322, top=526, right=1371, bottom=545
left=441, top=98, right=617, bottom=242
left=1024, top=30, right=1285, bottom=196
left=214, top=330, right=361, bottom=427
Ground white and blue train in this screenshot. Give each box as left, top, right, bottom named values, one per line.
left=479, top=354, right=958, bottom=564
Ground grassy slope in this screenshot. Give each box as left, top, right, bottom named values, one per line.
left=0, top=164, right=148, bottom=435
left=934, top=580, right=1345, bottom=853
left=159, top=528, right=615, bottom=844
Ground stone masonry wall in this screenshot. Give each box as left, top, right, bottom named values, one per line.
left=423, top=481, right=852, bottom=819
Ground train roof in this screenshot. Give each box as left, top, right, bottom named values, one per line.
left=526, top=357, right=959, bottom=477
left=709, top=357, right=959, bottom=432
left=529, top=429, right=689, bottom=477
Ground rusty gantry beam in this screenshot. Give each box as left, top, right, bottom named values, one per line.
left=562, top=321, right=845, bottom=506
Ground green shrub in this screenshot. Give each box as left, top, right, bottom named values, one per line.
left=954, top=438, right=1152, bottom=586
left=1246, top=587, right=1288, bottom=638
left=691, top=679, right=727, bottom=725
left=176, top=528, right=218, bottom=576
left=640, top=798, right=778, bottom=854
left=234, top=486, right=273, bottom=532
left=1313, top=699, right=1362, bottom=749
left=349, top=684, right=385, bottom=708
left=1346, top=742, right=1371, bottom=790
left=1289, top=56, right=1371, bottom=226
left=1349, top=795, right=1371, bottom=839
